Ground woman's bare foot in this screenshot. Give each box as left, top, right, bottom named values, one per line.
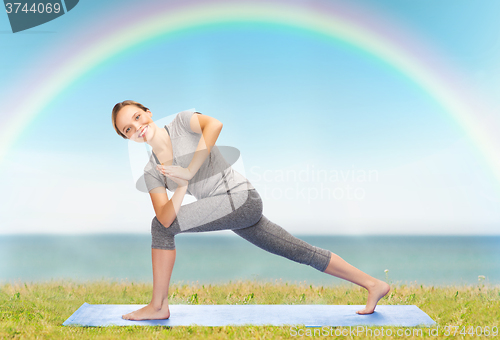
left=356, top=279, right=391, bottom=315
left=122, top=302, right=170, bottom=321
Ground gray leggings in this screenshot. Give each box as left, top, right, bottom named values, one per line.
left=151, top=189, right=332, bottom=272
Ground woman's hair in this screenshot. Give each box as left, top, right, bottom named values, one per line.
left=112, top=100, right=149, bottom=139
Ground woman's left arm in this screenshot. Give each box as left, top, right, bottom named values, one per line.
left=187, top=112, right=223, bottom=176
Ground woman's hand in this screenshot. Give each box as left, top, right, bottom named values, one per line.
left=157, top=165, right=190, bottom=187
left=157, top=165, right=194, bottom=181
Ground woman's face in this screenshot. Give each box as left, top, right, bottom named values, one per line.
left=116, top=105, right=154, bottom=143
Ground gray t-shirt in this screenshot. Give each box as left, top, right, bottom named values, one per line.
left=143, top=110, right=255, bottom=200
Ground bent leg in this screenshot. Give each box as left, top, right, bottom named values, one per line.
left=151, top=248, right=176, bottom=308
left=232, top=214, right=332, bottom=272
left=151, top=189, right=263, bottom=250
left=122, top=248, right=174, bottom=320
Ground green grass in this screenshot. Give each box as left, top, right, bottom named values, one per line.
left=1, top=279, right=498, bottom=339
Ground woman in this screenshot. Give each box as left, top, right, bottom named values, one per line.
left=112, top=100, right=390, bottom=321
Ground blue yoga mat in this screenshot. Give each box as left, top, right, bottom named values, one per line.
left=63, top=303, right=436, bottom=327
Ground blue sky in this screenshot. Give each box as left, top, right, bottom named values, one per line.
left=1, top=0, right=499, bottom=235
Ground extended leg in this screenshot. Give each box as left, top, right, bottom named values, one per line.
left=232, top=215, right=332, bottom=272
left=323, top=253, right=390, bottom=314
left=233, top=214, right=390, bottom=314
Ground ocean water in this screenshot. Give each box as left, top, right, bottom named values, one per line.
left=1, top=234, right=499, bottom=287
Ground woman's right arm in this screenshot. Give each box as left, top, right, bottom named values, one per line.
left=149, top=185, right=187, bottom=228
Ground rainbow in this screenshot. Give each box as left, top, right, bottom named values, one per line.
left=2, top=0, right=500, bottom=190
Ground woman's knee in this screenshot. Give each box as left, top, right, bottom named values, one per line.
left=151, top=216, right=181, bottom=233
left=151, top=216, right=178, bottom=250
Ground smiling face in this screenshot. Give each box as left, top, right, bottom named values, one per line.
left=115, top=104, right=155, bottom=143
